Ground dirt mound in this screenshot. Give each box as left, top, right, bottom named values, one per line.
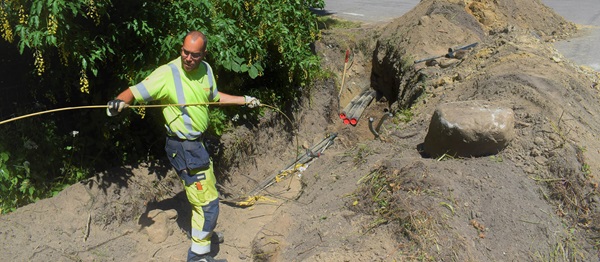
left=2, top=0, right=600, bottom=261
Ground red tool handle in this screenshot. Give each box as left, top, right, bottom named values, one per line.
left=345, top=49, right=350, bottom=63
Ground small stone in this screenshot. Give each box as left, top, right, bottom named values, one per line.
left=534, top=156, right=547, bottom=165
left=534, top=137, right=545, bottom=146
left=302, top=141, right=310, bottom=149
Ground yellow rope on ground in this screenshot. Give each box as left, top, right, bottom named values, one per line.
left=224, top=195, right=278, bottom=207
left=275, top=163, right=306, bottom=183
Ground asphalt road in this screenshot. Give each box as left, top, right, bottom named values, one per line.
left=543, top=0, right=600, bottom=70
left=322, top=0, right=600, bottom=71
left=321, top=0, right=418, bottom=23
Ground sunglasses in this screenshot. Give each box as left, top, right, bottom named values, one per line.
left=181, top=48, right=203, bottom=59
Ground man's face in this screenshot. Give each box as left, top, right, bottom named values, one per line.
left=180, top=36, right=206, bottom=72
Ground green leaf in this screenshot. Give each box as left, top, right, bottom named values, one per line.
left=249, top=65, right=259, bottom=79
left=0, top=152, right=8, bottom=162
left=222, top=59, right=231, bottom=70
left=48, top=35, right=57, bottom=46
left=233, top=56, right=244, bottom=64
left=0, top=169, right=8, bottom=180
left=231, top=60, right=241, bottom=72
left=33, top=1, right=43, bottom=15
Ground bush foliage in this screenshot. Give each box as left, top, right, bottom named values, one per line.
left=0, top=0, right=324, bottom=212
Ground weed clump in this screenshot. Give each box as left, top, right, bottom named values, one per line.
left=349, top=161, right=443, bottom=259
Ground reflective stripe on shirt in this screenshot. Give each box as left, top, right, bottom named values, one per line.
left=204, top=61, right=217, bottom=101
left=168, top=63, right=202, bottom=140
left=134, top=82, right=152, bottom=101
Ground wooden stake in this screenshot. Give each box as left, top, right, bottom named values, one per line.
left=338, top=49, right=350, bottom=101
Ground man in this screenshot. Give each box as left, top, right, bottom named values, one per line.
left=107, top=30, right=259, bottom=262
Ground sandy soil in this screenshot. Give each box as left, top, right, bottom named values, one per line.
left=2, top=0, right=600, bottom=261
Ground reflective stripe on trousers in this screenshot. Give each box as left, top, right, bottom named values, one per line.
left=181, top=163, right=219, bottom=256
left=189, top=198, right=219, bottom=255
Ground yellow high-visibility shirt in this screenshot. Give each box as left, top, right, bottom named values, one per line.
left=130, top=58, right=220, bottom=139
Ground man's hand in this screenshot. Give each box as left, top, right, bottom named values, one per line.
left=106, top=99, right=127, bottom=116
left=244, top=96, right=261, bottom=108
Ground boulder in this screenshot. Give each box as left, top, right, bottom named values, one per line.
left=423, top=101, right=515, bottom=157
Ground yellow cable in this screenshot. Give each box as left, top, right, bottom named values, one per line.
left=0, top=102, right=241, bottom=126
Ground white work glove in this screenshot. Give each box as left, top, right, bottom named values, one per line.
left=106, top=99, right=127, bottom=116
left=244, top=95, right=260, bottom=108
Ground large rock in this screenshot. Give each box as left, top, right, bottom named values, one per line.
left=423, top=101, right=515, bottom=157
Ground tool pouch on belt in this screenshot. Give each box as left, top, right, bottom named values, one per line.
left=165, top=137, right=210, bottom=185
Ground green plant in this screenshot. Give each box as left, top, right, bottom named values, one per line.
left=439, top=202, right=455, bottom=215
left=533, top=227, right=585, bottom=262
left=352, top=166, right=438, bottom=260
left=397, top=108, right=414, bottom=123
left=207, top=108, right=230, bottom=136
left=352, top=144, right=372, bottom=166
left=581, top=163, right=590, bottom=175
left=0, top=152, right=37, bottom=213
left=369, top=171, right=389, bottom=210
left=436, top=153, right=455, bottom=161
left=317, top=16, right=361, bottom=30
left=489, top=155, right=503, bottom=162
left=2, top=0, right=325, bottom=87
